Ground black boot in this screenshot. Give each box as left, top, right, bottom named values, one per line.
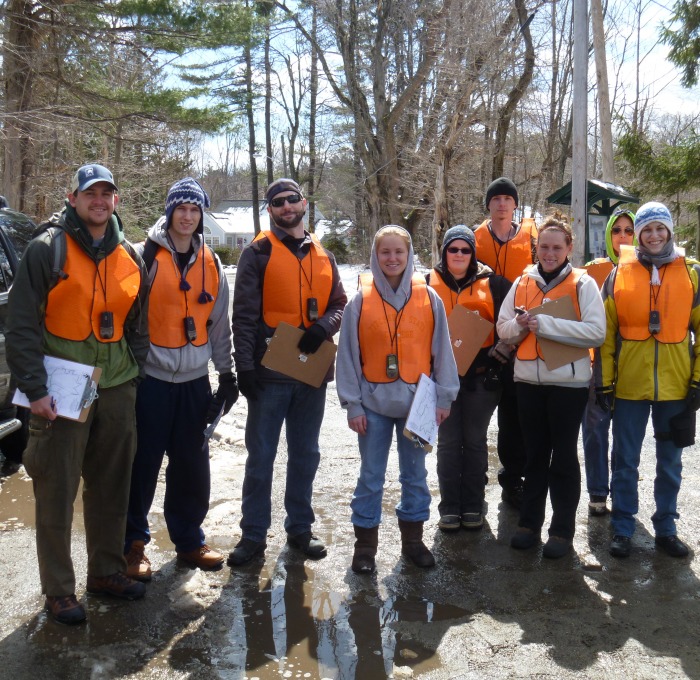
left=351, top=525, right=379, bottom=574
left=398, top=519, right=435, bottom=568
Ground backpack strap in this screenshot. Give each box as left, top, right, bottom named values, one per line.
left=140, top=237, right=158, bottom=272
left=45, top=225, right=68, bottom=289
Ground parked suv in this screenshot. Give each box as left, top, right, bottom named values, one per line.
left=0, top=205, right=39, bottom=463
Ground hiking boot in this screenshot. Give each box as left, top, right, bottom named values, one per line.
left=438, top=514, right=460, bottom=532
left=287, top=531, right=327, bottom=559
left=542, top=535, right=571, bottom=559
left=461, top=512, right=484, bottom=530
left=588, top=495, right=608, bottom=517
left=351, top=525, right=379, bottom=574
left=125, top=540, right=152, bottom=582
left=655, top=535, right=689, bottom=558
left=177, top=544, right=225, bottom=570
left=398, top=519, right=435, bottom=568
left=609, top=535, right=632, bottom=558
left=501, top=486, right=523, bottom=510
left=45, top=594, right=86, bottom=625
left=510, top=527, right=540, bottom=550
left=227, top=538, right=266, bottom=567
left=87, top=572, right=146, bottom=600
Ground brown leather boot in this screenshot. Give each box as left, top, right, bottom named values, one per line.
left=351, top=525, right=379, bottom=574
left=398, top=519, right=435, bottom=568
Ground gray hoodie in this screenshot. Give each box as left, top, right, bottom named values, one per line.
left=336, top=228, right=459, bottom=420
left=138, top=219, right=233, bottom=383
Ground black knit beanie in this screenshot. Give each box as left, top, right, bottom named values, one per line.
left=485, top=177, right=518, bottom=210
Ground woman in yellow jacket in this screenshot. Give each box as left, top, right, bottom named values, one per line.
left=599, top=202, right=700, bottom=558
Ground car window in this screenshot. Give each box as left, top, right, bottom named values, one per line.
left=0, top=210, right=37, bottom=257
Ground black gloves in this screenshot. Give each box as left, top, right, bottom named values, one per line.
left=298, top=323, right=327, bottom=354
left=686, top=381, right=700, bottom=412
left=595, top=385, right=614, bottom=413
left=238, top=369, right=262, bottom=402
left=206, top=372, right=239, bottom=423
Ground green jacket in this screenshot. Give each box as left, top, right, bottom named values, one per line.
left=6, top=202, right=150, bottom=402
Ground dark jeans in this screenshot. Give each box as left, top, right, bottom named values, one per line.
left=126, top=375, right=212, bottom=553
left=516, top=382, right=588, bottom=540
left=437, top=381, right=500, bottom=515
left=496, top=365, right=526, bottom=490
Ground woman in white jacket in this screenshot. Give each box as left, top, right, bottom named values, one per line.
left=496, top=215, right=606, bottom=558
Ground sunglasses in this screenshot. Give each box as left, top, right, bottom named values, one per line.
left=269, top=194, right=302, bottom=208
left=446, top=246, right=472, bottom=255
left=611, top=227, right=634, bottom=235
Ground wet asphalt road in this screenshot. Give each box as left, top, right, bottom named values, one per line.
left=1, top=266, right=699, bottom=678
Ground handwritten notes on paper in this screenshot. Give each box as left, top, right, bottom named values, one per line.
left=404, top=374, right=438, bottom=451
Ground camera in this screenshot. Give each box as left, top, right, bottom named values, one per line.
left=99, top=311, right=114, bottom=340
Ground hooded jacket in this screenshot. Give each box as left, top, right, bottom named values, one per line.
left=6, top=202, right=150, bottom=401
left=584, top=210, right=637, bottom=287
left=139, top=220, right=233, bottom=383
left=496, top=263, right=606, bottom=387
left=336, top=228, right=459, bottom=420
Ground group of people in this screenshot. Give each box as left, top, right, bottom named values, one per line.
left=6, top=166, right=698, bottom=626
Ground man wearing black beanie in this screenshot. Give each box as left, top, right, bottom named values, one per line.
left=474, top=177, right=537, bottom=509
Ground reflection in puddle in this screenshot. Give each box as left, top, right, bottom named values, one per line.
left=0, top=466, right=37, bottom=530
left=228, top=561, right=471, bottom=678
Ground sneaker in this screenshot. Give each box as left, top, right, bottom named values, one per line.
left=125, top=540, right=152, bottom=582
left=438, top=514, right=460, bottom=532
left=588, top=495, right=608, bottom=517
left=287, top=531, right=327, bottom=559
left=45, top=594, right=86, bottom=625
left=227, top=538, right=267, bottom=567
left=542, top=535, right=571, bottom=559
left=510, top=527, right=540, bottom=550
left=501, top=486, right=523, bottom=510
left=655, top=535, right=690, bottom=558
left=460, top=512, right=484, bottom=530
left=86, top=572, right=146, bottom=600
left=177, top=544, right=225, bottom=570
left=609, top=535, right=632, bottom=558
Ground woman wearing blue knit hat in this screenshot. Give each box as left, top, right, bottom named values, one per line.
left=600, top=201, right=700, bottom=558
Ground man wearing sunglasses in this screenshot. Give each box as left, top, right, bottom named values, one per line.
left=582, top=208, right=636, bottom=517
left=474, top=177, right=537, bottom=510
left=228, top=178, right=347, bottom=566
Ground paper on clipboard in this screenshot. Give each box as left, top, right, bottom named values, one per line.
left=447, top=305, right=493, bottom=376
left=583, top=260, right=614, bottom=289
left=403, top=374, right=438, bottom=452
left=261, top=322, right=337, bottom=388
left=13, top=356, right=101, bottom=422
left=528, top=296, right=590, bottom=371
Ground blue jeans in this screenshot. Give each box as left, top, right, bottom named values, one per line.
left=610, top=399, right=685, bottom=538
left=351, top=408, right=431, bottom=528
left=581, top=383, right=612, bottom=497
left=241, top=381, right=326, bottom=542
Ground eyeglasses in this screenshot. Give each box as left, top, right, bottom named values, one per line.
left=611, top=227, right=634, bottom=235
left=269, top=194, right=302, bottom=208
left=446, top=246, right=472, bottom=255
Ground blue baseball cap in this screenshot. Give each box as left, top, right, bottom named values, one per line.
left=70, top=164, right=118, bottom=193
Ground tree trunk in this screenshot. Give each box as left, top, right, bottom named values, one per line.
left=244, top=36, right=261, bottom=235
left=307, top=1, right=318, bottom=232
left=591, top=0, right=614, bottom=182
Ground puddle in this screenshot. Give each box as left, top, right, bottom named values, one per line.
left=0, top=466, right=38, bottom=529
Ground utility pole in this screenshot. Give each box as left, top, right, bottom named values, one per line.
left=572, top=0, right=588, bottom=265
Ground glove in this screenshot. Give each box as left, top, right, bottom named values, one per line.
left=595, top=385, right=614, bottom=413
left=686, top=381, right=700, bottom=412
left=238, top=369, right=262, bottom=402
left=298, top=323, right=327, bottom=354
left=206, top=372, right=239, bottom=423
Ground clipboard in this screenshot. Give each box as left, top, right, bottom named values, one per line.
left=261, top=322, right=337, bottom=388
left=447, top=304, right=493, bottom=376
left=583, top=260, right=613, bottom=289
left=13, top=356, right=101, bottom=422
left=529, top=296, right=590, bottom=371
left=403, top=374, right=438, bottom=452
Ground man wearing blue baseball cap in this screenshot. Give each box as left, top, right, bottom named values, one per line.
left=6, top=163, right=150, bottom=624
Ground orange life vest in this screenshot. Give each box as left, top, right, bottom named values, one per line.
left=474, top=218, right=536, bottom=283
left=584, top=259, right=614, bottom=289
left=148, top=246, right=219, bottom=348
left=514, top=267, right=584, bottom=361
left=614, top=247, right=692, bottom=344
left=256, top=230, right=333, bottom=329
left=45, top=236, right=141, bottom=343
left=429, top=269, right=495, bottom=347
left=358, top=273, right=434, bottom=384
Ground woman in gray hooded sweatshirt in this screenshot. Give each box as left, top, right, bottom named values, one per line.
left=336, top=225, right=459, bottom=574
